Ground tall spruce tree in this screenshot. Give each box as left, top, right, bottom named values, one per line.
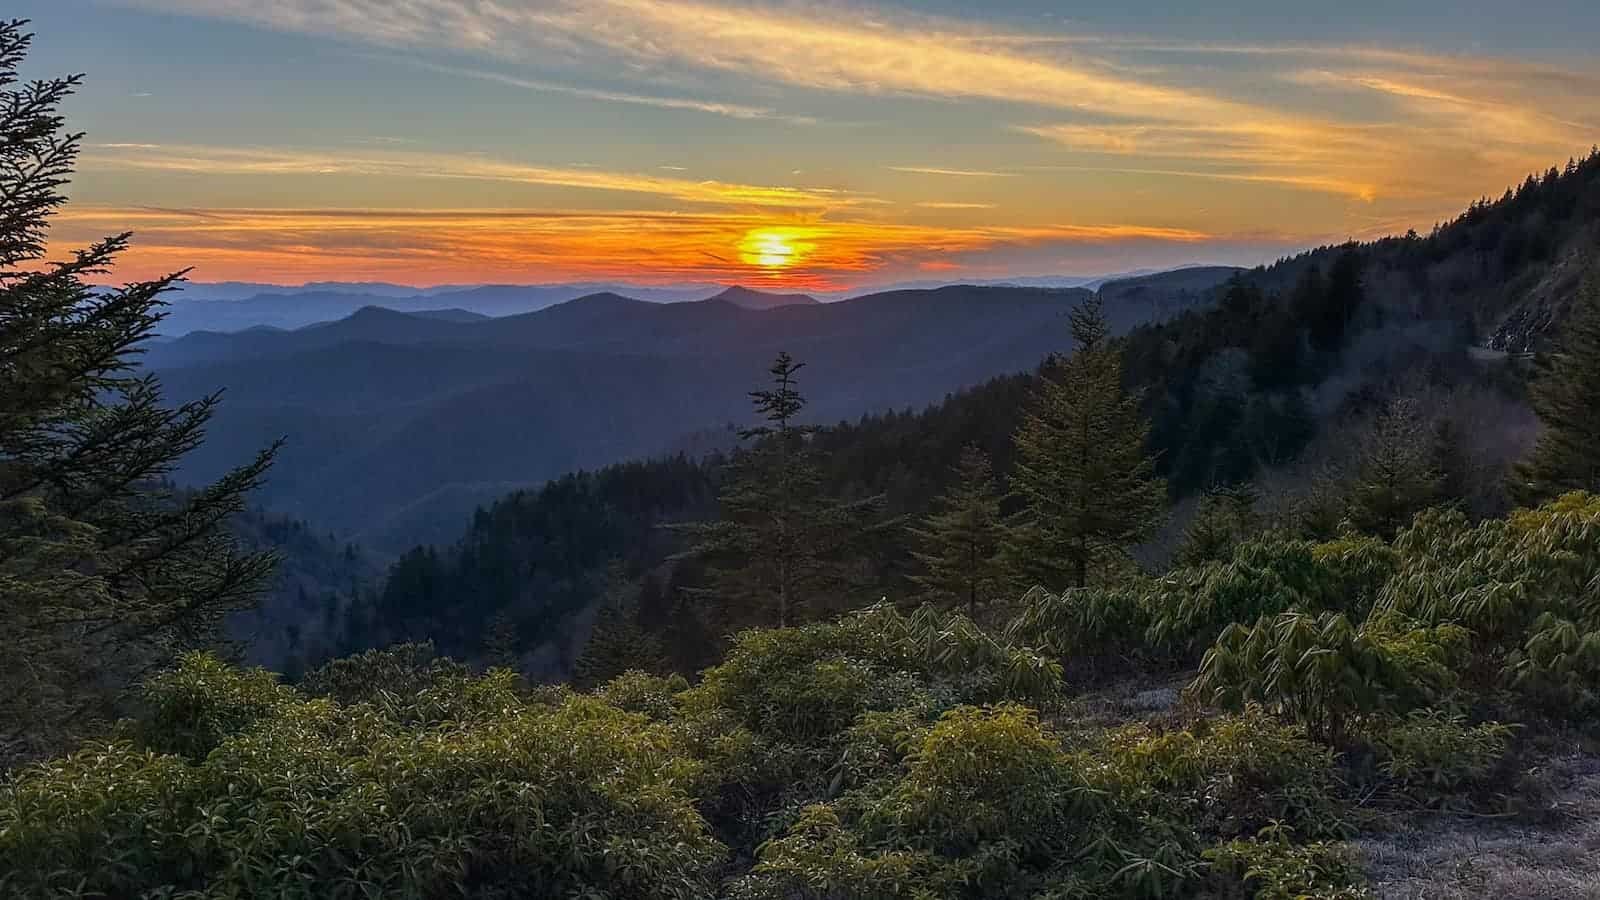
left=908, top=446, right=1008, bottom=612
left=1174, top=485, right=1259, bottom=568
left=672, top=352, right=883, bottom=627
left=1344, top=398, right=1446, bottom=538
left=571, top=567, right=666, bottom=689
left=0, top=21, right=278, bottom=762
left=1005, top=296, right=1165, bottom=589
left=1514, top=273, right=1600, bottom=505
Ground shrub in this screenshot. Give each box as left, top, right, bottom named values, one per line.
left=1005, top=583, right=1152, bottom=669
left=128, top=652, right=295, bottom=761
left=597, top=669, right=690, bottom=720
left=1190, top=612, right=1467, bottom=742
left=733, top=804, right=938, bottom=900
left=865, top=704, right=1097, bottom=852
left=1368, top=710, right=1514, bottom=801
left=1147, top=539, right=1372, bottom=659
left=690, top=605, right=1059, bottom=746
left=1204, top=827, right=1368, bottom=899
left=296, top=640, right=468, bottom=705
left=1378, top=495, right=1600, bottom=715
left=0, top=668, right=726, bottom=899
left=1096, top=706, right=1348, bottom=840
left=1513, top=613, right=1600, bottom=717
left=737, top=704, right=1112, bottom=899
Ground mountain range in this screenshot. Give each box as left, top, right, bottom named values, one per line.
left=153, top=273, right=1235, bottom=549
left=156, top=269, right=1218, bottom=336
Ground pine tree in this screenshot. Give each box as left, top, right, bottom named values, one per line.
left=1175, top=485, right=1259, bottom=568
left=908, top=446, right=1009, bottom=612
left=1005, top=297, right=1166, bottom=589
left=0, top=22, right=278, bottom=761
left=671, top=352, right=884, bottom=627
left=480, top=611, right=522, bottom=671
left=1345, top=398, right=1446, bottom=538
left=1308, top=250, right=1365, bottom=353
left=1514, top=274, right=1600, bottom=505
left=571, top=569, right=666, bottom=689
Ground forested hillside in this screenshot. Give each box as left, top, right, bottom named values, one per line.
left=322, top=153, right=1600, bottom=681
left=147, top=274, right=1223, bottom=549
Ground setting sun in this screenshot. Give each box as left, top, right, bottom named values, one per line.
left=739, top=227, right=813, bottom=270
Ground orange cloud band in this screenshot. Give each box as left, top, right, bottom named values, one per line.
left=54, top=206, right=1215, bottom=289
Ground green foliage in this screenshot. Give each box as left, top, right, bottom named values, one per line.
left=736, top=704, right=1115, bottom=900
left=0, top=672, right=723, bottom=899
left=1344, top=398, right=1447, bottom=539
left=908, top=445, right=1011, bottom=611
left=867, top=704, right=1096, bottom=852
left=1176, top=486, right=1260, bottom=568
left=1147, top=538, right=1379, bottom=659
left=1204, top=829, right=1367, bottom=900
left=1513, top=613, right=1600, bottom=715
left=1096, top=707, right=1347, bottom=840
left=128, top=652, right=295, bottom=761
left=1514, top=272, right=1600, bottom=504
left=572, top=567, right=669, bottom=689
left=596, top=669, right=690, bottom=720
left=691, top=604, right=1061, bottom=747
left=1007, top=296, right=1166, bottom=590
left=1006, top=583, right=1153, bottom=668
left=1367, top=710, right=1514, bottom=800
left=1379, top=493, right=1600, bottom=713
left=0, top=21, right=278, bottom=761
left=296, top=639, right=468, bottom=705
left=1191, top=611, right=1468, bottom=741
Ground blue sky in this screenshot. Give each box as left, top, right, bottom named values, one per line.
left=19, top=0, right=1600, bottom=287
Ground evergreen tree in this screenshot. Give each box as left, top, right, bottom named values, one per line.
left=672, top=352, right=884, bottom=627
left=0, top=22, right=277, bottom=761
left=1174, top=485, right=1259, bottom=568
left=908, top=446, right=1009, bottom=612
left=1345, top=398, right=1446, bottom=538
left=1309, top=250, right=1365, bottom=353
left=1514, top=274, right=1600, bottom=504
left=571, top=569, right=666, bottom=689
left=480, top=611, right=522, bottom=671
left=1005, top=297, right=1166, bottom=589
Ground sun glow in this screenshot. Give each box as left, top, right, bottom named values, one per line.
left=739, top=227, right=813, bottom=270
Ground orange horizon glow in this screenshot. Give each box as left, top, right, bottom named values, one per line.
left=53, top=206, right=1237, bottom=291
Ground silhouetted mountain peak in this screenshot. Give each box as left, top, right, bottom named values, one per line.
left=709, top=285, right=819, bottom=310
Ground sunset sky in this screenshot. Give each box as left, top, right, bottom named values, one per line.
left=19, top=0, right=1600, bottom=289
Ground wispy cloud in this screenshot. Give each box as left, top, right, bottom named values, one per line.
left=890, top=166, right=1016, bottom=178
left=916, top=201, right=998, bottom=209
left=83, top=143, right=861, bottom=210
left=400, top=58, right=816, bottom=123
left=128, top=0, right=1599, bottom=209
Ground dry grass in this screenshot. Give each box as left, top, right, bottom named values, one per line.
left=1356, top=753, right=1600, bottom=899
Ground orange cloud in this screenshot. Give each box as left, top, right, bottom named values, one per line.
left=53, top=206, right=1215, bottom=290
left=82, top=143, right=862, bottom=210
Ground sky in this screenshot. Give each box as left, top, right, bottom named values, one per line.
left=17, top=0, right=1600, bottom=289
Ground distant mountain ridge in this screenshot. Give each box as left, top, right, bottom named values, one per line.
left=710, top=285, right=819, bottom=309
left=158, top=268, right=1233, bottom=336
left=157, top=281, right=725, bottom=335
left=152, top=271, right=1234, bottom=548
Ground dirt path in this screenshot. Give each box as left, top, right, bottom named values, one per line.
left=1356, top=755, right=1600, bottom=899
